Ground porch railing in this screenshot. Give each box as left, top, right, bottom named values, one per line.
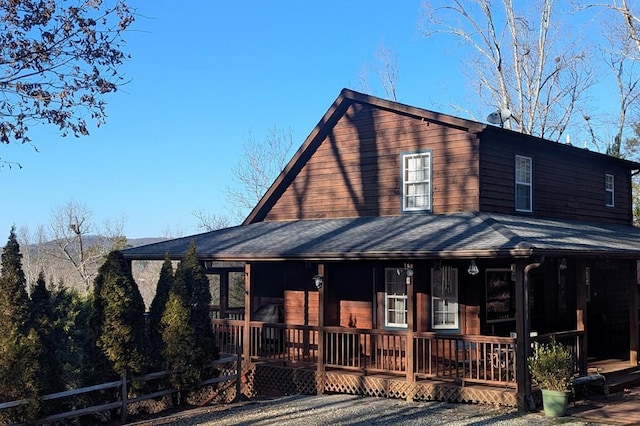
left=211, top=319, right=584, bottom=388
left=414, top=333, right=516, bottom=386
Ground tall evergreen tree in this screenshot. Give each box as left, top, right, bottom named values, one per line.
left=148, top=254, right=173, bottom=367
left=0, top=227, right=42, bottom=423
left=93, top=250, right=148, bottom=375
left=52, top=283, right=92, bottom=390
left=30, top=272, right=64, bottom=394
left=174, top=242, right=218, bottom=363
left=161, top=242, right=218, bottom=401
left=81, top=249, right=148, bottom=401
left=161, top=291, right=201, bottom=397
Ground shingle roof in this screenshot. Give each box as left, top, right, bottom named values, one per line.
left=121, top=213, right=640, bottom=261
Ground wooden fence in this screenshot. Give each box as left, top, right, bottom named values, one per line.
left=0, top=347, right=241, bottom=425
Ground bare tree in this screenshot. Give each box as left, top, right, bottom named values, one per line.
left=223, top=126, right=294, bottom=223
left=0, top=1, right=135, bottom=168
left=16, top=225, right=48, bottom=292
left=376, top=42, right=399, bottom=102
left=357, top=41, right=400, bottom=101
left=48, top=201, right=126, bottom=292
left=191, top=209, right=231, bottom=233
left=574, top=1, right=640, bottom=157
left=422, top=0, right=593, bottom=141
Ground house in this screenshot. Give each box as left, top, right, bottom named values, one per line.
left=122, top=89, right=640, bottom=408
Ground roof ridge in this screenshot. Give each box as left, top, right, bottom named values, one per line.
left=475, top=212, right=533, bottom=250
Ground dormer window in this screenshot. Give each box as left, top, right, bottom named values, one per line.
left=515, top=155, right=532, bottom=212
left=402, top=152, right=431, bottom=212
left=605, top=173, right=615, bottom=207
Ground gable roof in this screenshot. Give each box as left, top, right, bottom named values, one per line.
left=121, top=212, right=640, bottom=262
left=244, top=88, right=640, bottom=225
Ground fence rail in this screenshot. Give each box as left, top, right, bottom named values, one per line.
left=0, top=349, right=242, bottom=425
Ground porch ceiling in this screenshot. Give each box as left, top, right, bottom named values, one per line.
left=121, top=212, right=640, bottom=262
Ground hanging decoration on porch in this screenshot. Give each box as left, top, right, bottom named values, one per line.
left=433, top=265, right=456, bottom=296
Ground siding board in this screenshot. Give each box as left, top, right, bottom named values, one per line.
left=265, top=103, right=479, bottom=221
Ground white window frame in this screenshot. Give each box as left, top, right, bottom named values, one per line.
left=605, top=173, right=615, bottom=207
left=402, top=152, right=431, bottom=212
left=515, top=155, right=532, bottom=212
left=431, top=266, right=459, bottom=329
left=384, top=268, right=408, bottom=328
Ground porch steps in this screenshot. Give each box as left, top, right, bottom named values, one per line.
left=602, top=366, right=640, bottom=394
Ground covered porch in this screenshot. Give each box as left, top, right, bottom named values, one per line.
left=122, top=213, right=640, bottom=407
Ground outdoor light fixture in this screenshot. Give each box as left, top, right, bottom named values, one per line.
left=313, top=275, right=324, bottom=289
left=203, top=260, right=215, bottom=270
left=467, top=260, right=479, bottom=276
left=559, top=258, right=567, bottom=271
left=405, top=263, right=414, bottom=277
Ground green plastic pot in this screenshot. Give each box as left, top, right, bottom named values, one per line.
left=541, top=389, right=569, bottom=417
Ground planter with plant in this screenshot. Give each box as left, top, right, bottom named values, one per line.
left=527, top=337, right=574, bottom=417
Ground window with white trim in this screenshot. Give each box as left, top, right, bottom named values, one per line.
left=385, top=268, right=407, bottom=328
left=431, top=266, right=458, bottom=329
left=605, top=173, right=615, bottom=207
left=515, top=155, right=532, bottom=212
left=402, top=152, right=431, bottom=212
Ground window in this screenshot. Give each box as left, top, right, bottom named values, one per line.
left=385, top=268, right=407, bottom=328
left=402, top=152, right=431, bottom=212
left=431, top=266, right=458, bottom=329
left=515, top=155, right=532, bottom=212
left=605, top=173, right=615, bottom=207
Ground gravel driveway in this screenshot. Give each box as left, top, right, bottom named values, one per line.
left=129, top=394, right=613, bottom=426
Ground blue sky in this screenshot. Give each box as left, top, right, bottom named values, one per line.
left=0, top=1, right=609, bottom=239
left=2, top=0, right=464, bottom=239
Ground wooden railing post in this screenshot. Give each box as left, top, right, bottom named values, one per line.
left=235, top=345, right=242, bottom=402
left=120, top=370, right=128, bottom=424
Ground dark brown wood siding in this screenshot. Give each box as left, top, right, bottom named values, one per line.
left=264, top=103, right=480, bottom=221
left=479, top=129, right=634, bottom=224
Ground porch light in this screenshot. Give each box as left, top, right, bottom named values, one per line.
left=313, top=275, right=324, bottom=289
left=405, top=263, right=414, bottom=277
left=467, top=260, right=479, bottom=276
left=559, top=258, right=567, bottom=271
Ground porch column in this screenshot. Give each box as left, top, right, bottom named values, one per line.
left=515, top=259, right=532, bottom=409
left=220, top=271, right=228, bottom=320
left=406, top=267, right=415, bottom=388
left=631, top=261, right=639, bottom=366
left=576, top=260, right=588, bottom=374
left=317, top=264, right=326, bottom=379
left=243, top=263, right=251, bottom=362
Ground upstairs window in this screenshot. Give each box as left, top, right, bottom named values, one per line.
left=402, top=152, right=431, bottom=212
left=605, top=173, right=615, bottom=207
left=431, top=266, right=458, bottom=329
left=515, top=155, right=532, bottom=212
left=385, top=268, right=407, bottom=328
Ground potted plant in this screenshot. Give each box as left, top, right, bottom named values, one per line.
left=527, top=337, right=574, bottom=417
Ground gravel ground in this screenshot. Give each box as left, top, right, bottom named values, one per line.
left=129, top=394, right=613, bottom=426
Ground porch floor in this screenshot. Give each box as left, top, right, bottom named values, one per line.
left=588, top=358, right=640, bottom=394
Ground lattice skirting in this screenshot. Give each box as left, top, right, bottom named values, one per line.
left=247, top=363, right=518, bottom=407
